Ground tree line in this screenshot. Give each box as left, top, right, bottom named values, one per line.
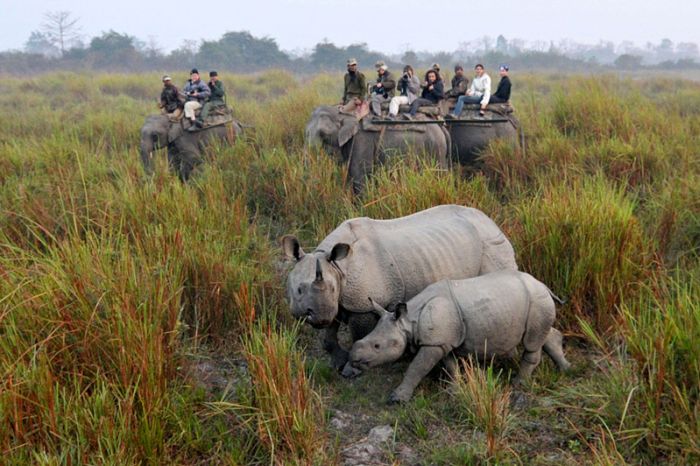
left=3, top=11, right=699, bottom=75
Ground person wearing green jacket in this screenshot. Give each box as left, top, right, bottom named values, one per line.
left=190, top=70, right=227, bottom=130
left=340, top=58, right=367, bottom=114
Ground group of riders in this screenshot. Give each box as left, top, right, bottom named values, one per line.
left=159, top=68, right=226, bottom=131
left=341, top=59, right=512, bottom=120
left=157, top=61, right=511, bottom=129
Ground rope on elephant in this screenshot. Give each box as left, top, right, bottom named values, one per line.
left=373, top=126, right=387, bottom=166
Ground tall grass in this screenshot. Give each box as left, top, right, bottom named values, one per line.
left=0, top=70, right=698, bottom=463
left=449, top=358, right=514, bottom=460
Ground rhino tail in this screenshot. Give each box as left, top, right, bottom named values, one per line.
left=546, top=287, right=566, bottom=306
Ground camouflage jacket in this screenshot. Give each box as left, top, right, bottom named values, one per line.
left=160, top=84, right=183, bottom=113
left=446, top=75, right=468, bottom=98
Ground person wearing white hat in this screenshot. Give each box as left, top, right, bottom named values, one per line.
left=159, top=75, right=183, bottom=117
left=369, top=60, right=396, bottom=116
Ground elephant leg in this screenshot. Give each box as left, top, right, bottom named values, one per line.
left=348, top=143, right=374, bottom=194
left=167, top=145, right=182, bottom=175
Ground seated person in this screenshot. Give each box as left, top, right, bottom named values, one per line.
left=489, top=65, right=511, bottom=104
left=159, top=75, right=183, bottom=116
left=369, top=61, right=396, bottom=116
left=448, top=64, right=491, bottom=118
left=190, top=70, right=226, bottom=131
left=445, top=65, right=468, bottom=98
left=183, top=68, right=211, bottom=125
left=340, top=58, right=367, bottom=114
left=388, top=65, right=420, bottom=119
left=405, top=69, right=444, bottom=119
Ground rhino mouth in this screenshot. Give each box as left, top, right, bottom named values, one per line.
left=350, top=359, right=370, bottom=370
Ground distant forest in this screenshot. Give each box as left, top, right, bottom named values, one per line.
left=3, top=12, right=699, bottom=75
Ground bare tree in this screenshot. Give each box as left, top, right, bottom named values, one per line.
left=42, top=11, right=81, bottom=57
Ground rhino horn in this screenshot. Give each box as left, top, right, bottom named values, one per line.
left=314, top=258, right=323, bottom=282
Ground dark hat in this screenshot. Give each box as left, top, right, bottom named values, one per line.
left=209, top=70, right=218, bottom=77
left=454, top=64, right=463, bottom=71
left=499, top=64, right=510, bottom=71
left=190, top=68, right=199, bottom=75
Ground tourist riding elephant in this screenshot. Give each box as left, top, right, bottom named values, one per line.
left=139, top=114, right=241, bottom=181
left=305, top=105, right=450, bottom=193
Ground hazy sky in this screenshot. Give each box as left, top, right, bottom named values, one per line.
left=2, top=0, right=698, bottom=54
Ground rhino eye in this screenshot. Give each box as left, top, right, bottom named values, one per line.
left=373, top=343, right=380, bottom=350
left=297, top=286, right=302, bottom=295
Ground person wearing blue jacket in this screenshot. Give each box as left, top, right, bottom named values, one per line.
left=183, top=68, right=211, bottom=124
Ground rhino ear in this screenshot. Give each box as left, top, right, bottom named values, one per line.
left=281, top=235, right=305, bottom=261
left=337, top=119, right=359, bottom=147
left=393, top=303, right=407, bottom=320
left=328, top=243, right=351, bottom=262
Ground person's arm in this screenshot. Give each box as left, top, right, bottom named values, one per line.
left=467, top=79, right=476, bottom=96
left=407, top=76, right=420, bottom=96
left=198, top=81, right=211, bottom=99
left=502, top=78, right=511, bottom=100
left=431, top=80, right=445, bottom=100
left=480, top=75, right=491, bottom=107
left=211, top=81, right=225, bottom=99
left=342, top=75, right=348, bottom=104
left=383, top=73, right=396, bottom=93
left=358, top=73, right=367, bottom=101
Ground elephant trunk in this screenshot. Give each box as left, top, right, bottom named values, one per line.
left=140, top=133, right=155, bottom=175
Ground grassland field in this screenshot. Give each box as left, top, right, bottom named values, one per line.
left=0, top=69, right=698, bottom=465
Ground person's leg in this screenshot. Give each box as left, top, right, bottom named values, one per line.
left=452, top=95, right=468, bottom=116
left=340, top=98, right=358, bottom=114
left=199, top=102, right=212, bottom=122
left=409, top=98, right=431, bottom=116
left=389, top=96, right=408, bottom=116
left=370, top=94, right=382, bottom=115
left=184, top=101, right=201, bottom=121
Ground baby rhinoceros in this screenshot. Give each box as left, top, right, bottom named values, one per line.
left=346, top=270, right=571, bottom=403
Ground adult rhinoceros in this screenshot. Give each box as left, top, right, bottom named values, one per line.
left=281, top=204, right=518, bottom=370
left=305, top=105, right=450, bottom=193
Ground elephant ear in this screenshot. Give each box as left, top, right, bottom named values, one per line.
left=337, top=118, right=359, bottom=147
left=167, top=123, right=182, bottom=143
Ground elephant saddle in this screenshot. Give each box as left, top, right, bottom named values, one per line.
left=360, top=114, right=435, bottom=133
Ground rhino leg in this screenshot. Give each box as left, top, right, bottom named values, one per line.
left=515, top=347, right=542, bottom=383
left=323, top=319, right=349, bottom=371
left=543, top=328, right=571, bottom=371
left=389, top=346, right=445, bottom=404
left=442, top=354, right=459, bottom=379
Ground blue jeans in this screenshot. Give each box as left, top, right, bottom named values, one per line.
left=452, top=94, right=483, bottom=116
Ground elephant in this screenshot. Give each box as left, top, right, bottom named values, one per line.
left=305, top=105, right=450, bottom=193
left=443, top=102, right=519, bottom=165
left=139, top=114, right=241, bottom=181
